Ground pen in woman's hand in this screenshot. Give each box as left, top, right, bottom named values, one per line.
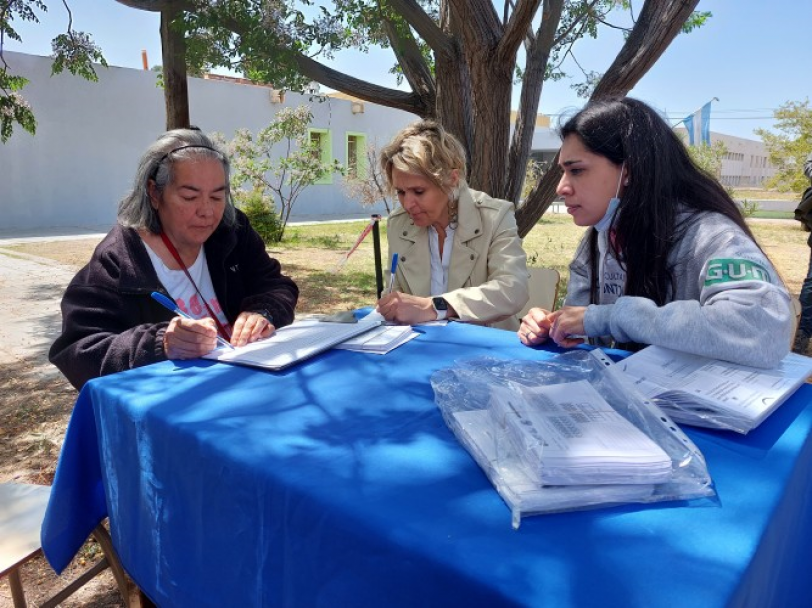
left=151, top=291, right=235, bottom=350
left=386, top=253, right=399, bottom=295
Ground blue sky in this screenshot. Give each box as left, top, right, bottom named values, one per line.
left=6, top=0, right=810, bottom=139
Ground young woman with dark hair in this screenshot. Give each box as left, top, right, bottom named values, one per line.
left=519, top=97, right=793, bottom=368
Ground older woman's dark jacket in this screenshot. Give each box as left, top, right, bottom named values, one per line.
left=49, top=209, right=298, bottom=389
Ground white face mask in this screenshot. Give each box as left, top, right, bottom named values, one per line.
left=594, top=162, right=625, bottom=232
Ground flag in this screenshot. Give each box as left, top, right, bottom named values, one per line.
left=681, top=100, right=714, bottom=147
left=699, top=101, right=712, bottom=146
left=682, top=112, right=696, bottom=146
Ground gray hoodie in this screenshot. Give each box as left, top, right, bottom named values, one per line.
left=566, top=211, right=793, bottom=368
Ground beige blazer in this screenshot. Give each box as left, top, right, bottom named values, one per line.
left=386, top=186, right=529, bottom=331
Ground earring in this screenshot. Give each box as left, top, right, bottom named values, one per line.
left=623, top=179, right=629, bottom=186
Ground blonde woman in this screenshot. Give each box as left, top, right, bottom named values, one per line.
left=376, top=120, right=528, bottom=330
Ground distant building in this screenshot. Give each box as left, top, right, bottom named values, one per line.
left=528, top=120, right=775, bottom=190
left=674, top=128, right=775, bottom=188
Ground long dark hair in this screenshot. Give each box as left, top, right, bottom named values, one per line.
left=560, top=97, right=758, bottom=307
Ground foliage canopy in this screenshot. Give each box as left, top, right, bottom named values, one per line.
left=0, top=0, right=106, bottom=141
left=756, top=99, right=812, bottom=193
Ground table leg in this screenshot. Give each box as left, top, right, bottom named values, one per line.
left=8, top=568, right=27, bottom=608
left=92, top=524, right=132, bottom=608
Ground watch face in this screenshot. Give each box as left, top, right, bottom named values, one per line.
left=432, top=297, right=448, bottom=311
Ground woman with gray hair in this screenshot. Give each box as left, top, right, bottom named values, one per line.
left=50, top=128, right=299, bottom=390
left=376, top=120, right=528, bottom=330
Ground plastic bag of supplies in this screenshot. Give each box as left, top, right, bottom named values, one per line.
left=430, top=349, right=717, bottom=528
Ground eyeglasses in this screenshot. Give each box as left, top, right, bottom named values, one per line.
left=151, top=145, right=222, bottom=180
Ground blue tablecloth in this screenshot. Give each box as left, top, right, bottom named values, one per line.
left=42, top=322, right=812, bottom=607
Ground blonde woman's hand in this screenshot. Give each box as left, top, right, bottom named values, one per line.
left=376, top=292, right=440, bottom=325
left=518, top=308, right=553, bottom=346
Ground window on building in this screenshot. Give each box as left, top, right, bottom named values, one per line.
left=308, top=128, right=334, bottom=185
left=346, top=132, right=368, bottom=179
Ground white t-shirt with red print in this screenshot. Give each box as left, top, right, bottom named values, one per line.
left=143, top=241, right=232, bottom=337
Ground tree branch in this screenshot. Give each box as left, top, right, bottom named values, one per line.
left=499, top=0, right=542, bottom=63
left=386, top=0, right=452, bottom=55
left=292, top=52, right=430, bottom=116
left=591, top=0, right=700, bottom=98
left=551, top=0, right=602, bottom=48
left=506, top=0, right=563, bottom=203
left=114, top=0, right=193, bottom=12
left=516, top=0, right=701, bottom=236
left=380, top=12, right=436, bottom=101
left=447, top=0, right=502, bottom=46
left=215, top=12, right=432, bottom=116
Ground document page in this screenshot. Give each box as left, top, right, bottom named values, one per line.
left=333, top=324, right=419, bottom=354
left=203, top=312, right=383, bottom=370
left=489, top=382, right=672, bottom=486
left=620, top=346, right=812, bottom=427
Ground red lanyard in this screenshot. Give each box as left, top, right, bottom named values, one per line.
left=159, top=232, right=232, bottom=340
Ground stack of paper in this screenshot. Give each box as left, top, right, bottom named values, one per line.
left=334, top=324, right=419, bottom=354
left=453, top=409, right=657, bottom=513
left=619, top=346, right=812, bottom=434
left=488, top=382, right=672, bottom=486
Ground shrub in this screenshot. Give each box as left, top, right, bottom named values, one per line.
left=740, top=199, right=759, bottom=218
left=237, top=189, right=283, bottom=244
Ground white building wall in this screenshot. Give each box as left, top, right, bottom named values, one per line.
left=673, top=127, right=775, bottom=187
left=713, top=132, right=775, bottom=187
left=0, top=51, right=418, bottom=231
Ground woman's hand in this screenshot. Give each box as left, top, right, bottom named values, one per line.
left=376, top=292, right=439, bottom=325
left=518, top=308, right=554, bottom=345
left=548, top=306, right=587, bottom=348
left=163, top=316, right=220, bottom=359
left=231, top=312, right=275, bottom=347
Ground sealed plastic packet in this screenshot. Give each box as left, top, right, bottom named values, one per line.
left=431, top=349, right=717, bottom=528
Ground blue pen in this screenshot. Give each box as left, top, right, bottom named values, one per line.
left=151, top=291, right=234, bottom=350
left=386, top=253, right=399, bottom=295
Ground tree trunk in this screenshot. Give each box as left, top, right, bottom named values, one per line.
left=505, top=0, right=564, bottom=204
left=446, top=0, right=515, bottom=197
left=161, top=7, right=189, bottom=130
left=515, top=0, right=701, bottom=237
left=433, top=3, right=472, bottom=169
left=464, top=54, right=513, bottom=196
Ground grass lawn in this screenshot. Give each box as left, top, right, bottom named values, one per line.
left=270, top=213, right=808, bottom=313
left=752, top=210, right=794, bottom=220
left=8, top=213, right=808, bottom=315
left=733, top=189, right=801, bottom=202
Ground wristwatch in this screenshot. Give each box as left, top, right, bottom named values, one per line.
left=432, top=296, right=449, bottom=321
left=254, top=309, right=274, bottom=326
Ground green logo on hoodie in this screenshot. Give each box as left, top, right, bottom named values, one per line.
left=704, top=258, right=770, bottom=286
